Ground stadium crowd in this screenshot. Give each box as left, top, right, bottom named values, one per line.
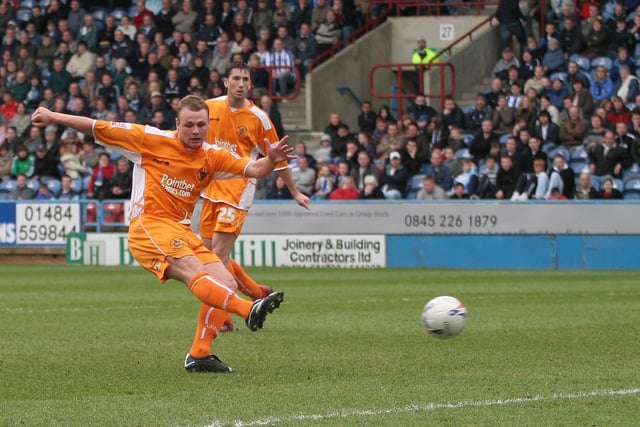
left=1, top=0, right=640, bottom=204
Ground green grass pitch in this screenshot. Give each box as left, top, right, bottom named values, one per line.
left=1, top=265, right=639, bottom=426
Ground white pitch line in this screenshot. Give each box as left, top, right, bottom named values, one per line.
left=207, top=388, right=640, bottom=427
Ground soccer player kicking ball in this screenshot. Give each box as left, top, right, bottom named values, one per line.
left=31, top=96, right=293, bottom=373
left=197, top=62, right=310, bottom=340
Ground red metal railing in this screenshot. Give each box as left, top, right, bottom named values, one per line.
left=368, top=13, right=497, bottom=116
left=366, top=0, right=499, bottom=17
left=431, top=14, right=497, bottom=62
left=369, top=62, right=456, bottom=115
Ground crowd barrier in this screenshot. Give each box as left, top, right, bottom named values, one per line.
left=2, top=200, right=639, bottom=270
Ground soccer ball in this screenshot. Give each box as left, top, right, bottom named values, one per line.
left=421, top=296, right=467, bottom=338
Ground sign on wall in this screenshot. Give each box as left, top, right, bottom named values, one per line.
left=66, top=233, right=137, bottom=266
left=0, top=202, right=81, bottom=246
left=231, top=235, right=386, bottom=268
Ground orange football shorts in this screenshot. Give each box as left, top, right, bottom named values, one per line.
left=199, top=200, right=249, bottom=239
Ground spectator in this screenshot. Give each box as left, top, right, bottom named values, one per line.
left=87, top=152, right=115, bottom=200
left=328, top=175, right=360, bottom=200
left=311, top=164, right=334, bottom=200
left=610, top=46, right=636, bottom=83
left=7, top=173, right=36, bottom=200
left=493, top=47, right=520, bottom=80
left=293, top=23, right=317, bottom=81
left=548, top=77, right=569, bottom=109
left=411, top=37, right=440, bottom=67
left=416, top=175, right=446, bottom=200
left=588, top=129, right=633, bottom=178
left=590, top=66, right=614, bottom=103
left=471, top=119, right=499, bottom=163
left=441, top=97, right=465, bottom=130
left=495, top=154, right=518, bottom=199
left=424, top=148, right=453, bottom=191
left=614, top=66, right=640, bottom=104
left=380, top=151, right=407, bottom=199
left=378, top=105, right=396, bottom=125
left=331, top=123, right=353, bottom=160
left=356, top=131, right=376, bottom=162
left=76, top=13, right=98, bottom=52
left=357, top=100, right=378, bottom=134
left=449, top=182, right=469, bottom=199
left=453, top=156, right=477, bottom=193
left=584, top=18, right=610, bottom=59
left=357, top=174, right=383, bottom=199
left=54, top=174, right=78, bottom=200
left=253, top=0, right=273, bottom=34
left=9, top=102, right=30, bottom=140
left=401, top=139, right=428, bottom=176
left=60, top=139, right=88, bottom=179
left=609, top=16, right=634, bottom=55
left=408, top=93, right=438, bottom=124
left=259, top=95, right=285, bottom=139
left=541, top=38, right=565, bottom=74
left=465, top=94, right=493, bottom=132
left=572, top=77, right=596, bottom=118
left=495, top=0, right=527, bottom=54
left=67, top=0, right=86, bottom=38
left=548, top=152, right=576, bottom=198
left=32, top=143, right=60, bottom=181
left=266, top=174, right=293, bottom=199
left=10, top=145, right=35, bottom=178
left=511, top=156, right=549, bottom=200
left=292, top=155, right=316, bottom=196
left=65, top=41, right=95, bottom=81
left=574, top=170, right=599, bottom=199
left=315, top=9, right=341, bottom=56
left=534, top=110, right=560, bottom=150
left=264, top=38, right=296, bottom=97
left=492, top=94, right=517, bottom=135
left=615, top=121, right=635, bottom=153
left=311, top=0, right=330, bottom=32
left=133, top=0, right=155, bottom=29
left=560, top=15, right=583, bottom=55
left=97, top=16, right=118, bottom=56
left=607, top=96, right=631, bottom=126
left=584, top=113, right=607, bottom=146
left=0, top=144, right=12, bottom=181
left=109, top=157, right=133, bottom=199
left=559, top=105, right=587, bottom=147
left=597, top=176, right=624, bottom=199
left=314, top=134, right=333, bottom=164
left=34, top=182, right=54, bottom=200
left=350, top=150, right=380, bottom=191
left=523, top=64, right=546, bottom=94
left=376, top=122, right=403, bottom=162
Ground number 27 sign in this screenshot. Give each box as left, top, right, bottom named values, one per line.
left=440, top=24, right=454, bottom=41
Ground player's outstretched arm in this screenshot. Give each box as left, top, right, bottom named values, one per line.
left=245, top=136, right=295, bottom=179
left=31, top=107, right=95, bottom=136
left=278, top=167, right=311, bottom=210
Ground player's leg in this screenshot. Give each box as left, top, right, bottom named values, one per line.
left=210, top=230, right=270, bottom=300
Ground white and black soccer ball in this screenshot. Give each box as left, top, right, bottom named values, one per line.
left=421, top=296, right=467, bottom=338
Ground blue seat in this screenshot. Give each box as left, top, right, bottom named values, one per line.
left=26, top=179, right=40, bottom=191
left=571, top=145, right=588, bottom=160
left=462, top=104, right=475, bottom=114
left=591, top=56, right=613, bottom=70
left=623, top=191, right=640, bottom=199
left=405, top=174, right=425, bottom=199
left=71, top=178, right=83, bottom=193
left=548, top=147, right=571, bottom=162
left=455, top=148, right=471, bottom=159
left=15, top=7, right=33, bottom=23
left=38, top=0, right=50, bottom=8
left=550, top=72, right=567, bottom=83
left=499, top=133, right=511, bottom=144
left=0, top=179, right=18, bottom=192
left=111, top=8, right=129, bottom=20
left=462, top=133, right=474, bottom=146
left=570, top=54, right=591, bottom=71
left=569, top=160, right=588, bottom=174
left=624, top=178, right=640, bottom=193
left=613, top=178, right=624, bottom=191
left=20, top=0, right=36, bottom=8
left=623, top=163, right=640, bottom=182
left=91, top=7, right=109, bottom=22
left=82, top=175, right=91, bottom=190
left=45, top=179, right=61, bottom=196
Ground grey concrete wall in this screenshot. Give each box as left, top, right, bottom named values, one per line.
left=307, top=16, right=499, bottom=131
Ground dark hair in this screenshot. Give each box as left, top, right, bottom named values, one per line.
left=226, top=61, right=250, bottom=77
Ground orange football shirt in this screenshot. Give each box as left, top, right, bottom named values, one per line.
left=92, top=120, right=252, bottom=224
left=200, top=96, right=289, bottom=210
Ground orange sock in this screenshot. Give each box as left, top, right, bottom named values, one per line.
left=189, top=304, right=230, bottom=357
left=229, top=258, right=264, bottom=300
left=188, top=272, right=252, bottom=318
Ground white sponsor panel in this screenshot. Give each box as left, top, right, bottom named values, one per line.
left=66, top=233, right=137, bottom=266
left=242, top=202, right=640, bottom=235
left=17, top=203, right=80, bottom=245
left=232, top=235, right=386, bottom=268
